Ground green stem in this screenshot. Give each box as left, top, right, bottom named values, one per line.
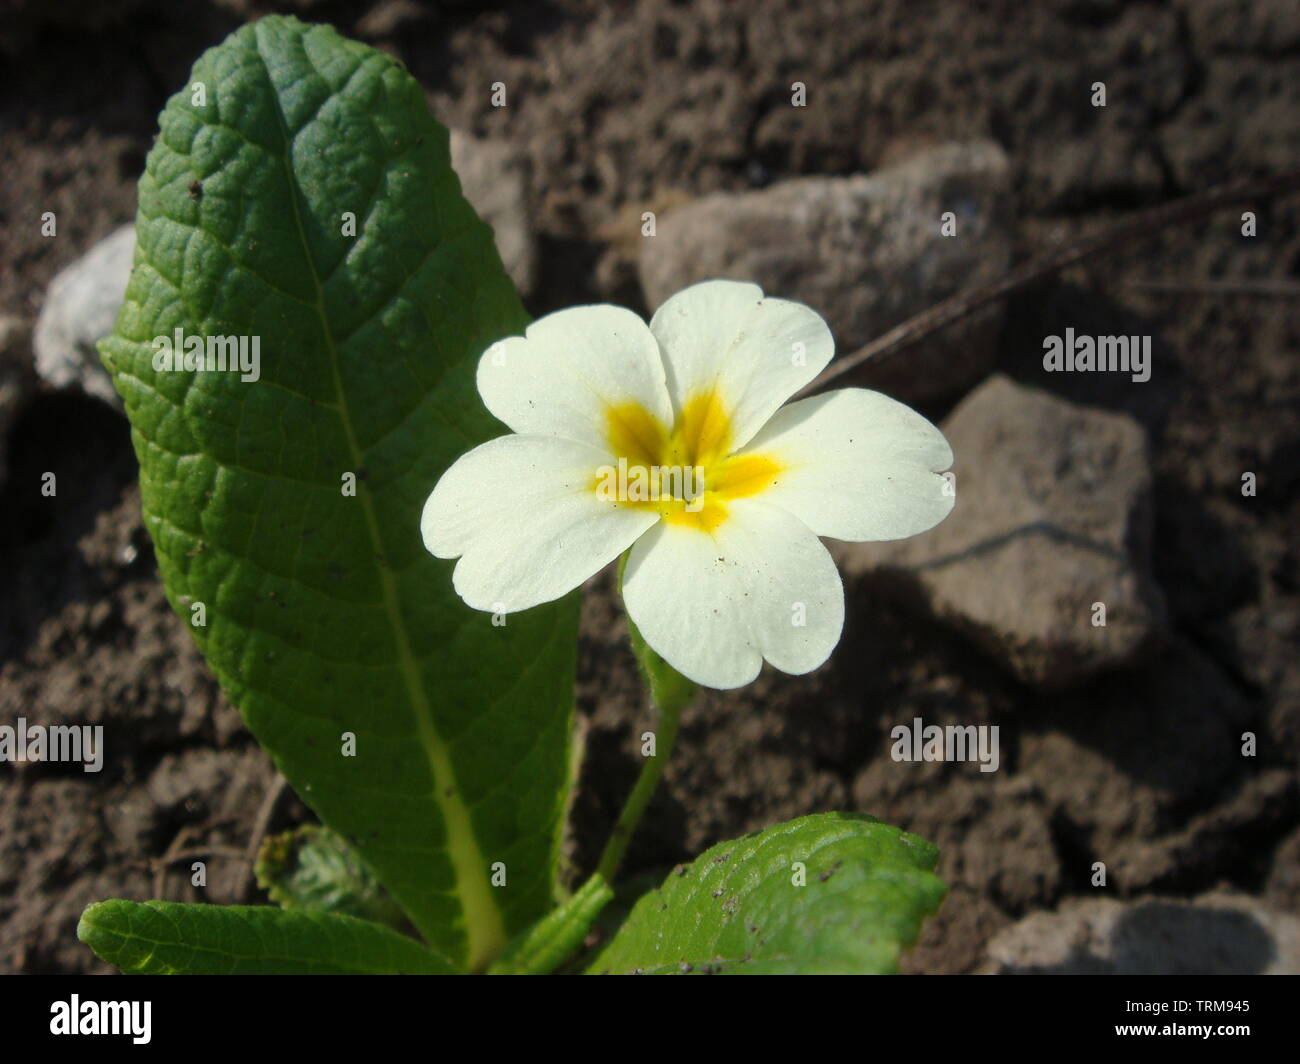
left=595, top=553, right=698, bottom=883
left=594, top=682, right=685, bottom=883
left=488, top=554, right=697, bottom=973
left=487, top=873, right=614, bottom=975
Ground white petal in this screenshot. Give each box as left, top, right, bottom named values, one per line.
left=648, top=279, right=834, bottom=451
left=740, top=388, right=954, bottom=542
left=421, top=435, right=658, bottom=612
left=622, top=500, right=844, bottom=689
left=476, top=305, right=673, bottom=452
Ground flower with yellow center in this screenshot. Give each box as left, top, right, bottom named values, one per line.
left=421, top=280, right=954, bottom=689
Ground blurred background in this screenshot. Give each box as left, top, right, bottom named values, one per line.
left=1, top=0, right=1297, bottom=973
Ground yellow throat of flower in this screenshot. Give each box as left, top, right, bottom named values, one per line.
left=599, top=390, right=782, bottom=532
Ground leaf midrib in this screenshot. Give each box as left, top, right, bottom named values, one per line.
left=253, top=24, right=505, bottom=971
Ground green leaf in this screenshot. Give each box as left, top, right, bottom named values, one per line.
left=98, top=14, right=578, bottom=971
left=255, top=824, right=409, bottom=931
left=79, top=900, right=457, bottom=974
left=489, top=873, right=614, bottom=975
left=587, top=813, right=946, bottom=974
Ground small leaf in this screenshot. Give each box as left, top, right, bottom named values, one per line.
left=588, top=813, right=946, bottom=974
left=255, top=824, right=408, bottom=931
left=489, top=874, right=614, bottom=974
left=79, top=900, right=458, bottom=974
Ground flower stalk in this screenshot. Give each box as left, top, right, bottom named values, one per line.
left=595, top=553, right=698, bottom=883
left=488, top=556, right=696, bottom=973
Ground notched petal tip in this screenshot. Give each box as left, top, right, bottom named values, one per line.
left=622, top=501, right=844, bottom=691
left=474, top=303, right=673, bottom=451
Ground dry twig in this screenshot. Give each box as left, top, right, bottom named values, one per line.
left=800, top=167, right=1300, bottom=398
left=241, top=772, right=289, bottom=900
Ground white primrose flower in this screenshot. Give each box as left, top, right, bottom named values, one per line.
left=421, top=280, right=954, bottom=690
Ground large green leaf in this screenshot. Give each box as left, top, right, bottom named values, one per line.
left=588, top=813, right=946, bottom=974
left=79, top=901, right=456, bottom=974
left=99, top=14, right=578, bottom=971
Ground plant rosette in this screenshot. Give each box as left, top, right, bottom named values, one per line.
left=78, top=14, right=954, bottom=977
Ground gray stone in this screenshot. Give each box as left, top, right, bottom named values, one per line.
left=982, top=893, right=1300, bottom=975
left=835, top=374, right=1165, bottom=689
left=33, top=224, right=134, bottom=408
left=450, top=129, right=537, bottom=298
left=638, top=140, right=1013, bottom=403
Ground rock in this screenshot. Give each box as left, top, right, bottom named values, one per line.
left=637, top=141, right=1013, bottom=404
left=33, top=224, right=134, bottom=409
left=449, top=130, right=537, bottom=299
left=982, top=893, right=1300, bottom=974
left=837, top=375, right=1165, bottom=689
left=0, top=315, right=35, bottom=479
left=1266, top=826, right=1300, bottom=913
